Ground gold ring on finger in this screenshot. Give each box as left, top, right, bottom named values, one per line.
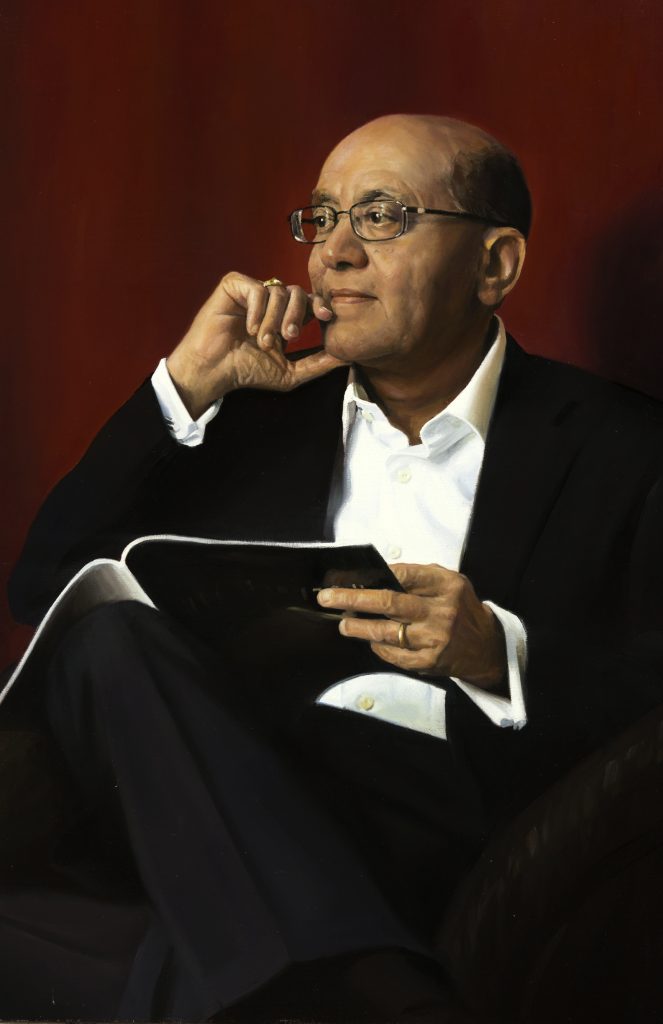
left=398, top=622, right=409, bottom=649
left=262, top=277, right=285, bottom=288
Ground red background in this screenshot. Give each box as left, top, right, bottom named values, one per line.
left=2, top=0, right=663, bottom=666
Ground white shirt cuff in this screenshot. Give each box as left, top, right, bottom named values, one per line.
left=151, top=358, right=222, bottom=447
left=452, top=602, right=527, bottom=730
left=315, top=673, right=448, bottom=740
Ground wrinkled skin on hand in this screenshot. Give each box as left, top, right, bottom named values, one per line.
left=318, top=562, right=507, bottom=690
left=167, top=271, right=349, bottom=418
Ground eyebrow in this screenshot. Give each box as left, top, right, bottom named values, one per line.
left=310, top=188, right=404, bottom=206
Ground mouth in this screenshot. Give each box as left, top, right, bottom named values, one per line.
left=328, top=289, right=376, bottom=307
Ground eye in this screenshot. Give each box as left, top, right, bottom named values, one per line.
left=352, top=200, right=403, bottom=239
left=365, top=203, right=399, bottom=225
left=311, top=206, right=335, bottom=229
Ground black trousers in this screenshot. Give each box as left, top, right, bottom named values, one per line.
left=0, top=602, right=486, bottom=1021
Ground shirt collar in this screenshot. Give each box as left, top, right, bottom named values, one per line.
left=341, top=317, right=507, bottom=450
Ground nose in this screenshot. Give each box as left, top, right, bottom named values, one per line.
left=318, top=213, right=369, bottom=270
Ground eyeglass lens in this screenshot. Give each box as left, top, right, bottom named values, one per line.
left=294, top=201, right=405, bottom=242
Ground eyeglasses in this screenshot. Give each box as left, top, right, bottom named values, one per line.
left=288, top=199, right=506, bottom=244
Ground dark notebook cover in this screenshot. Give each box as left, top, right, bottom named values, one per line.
left=2, top=538, right=403, bottom=706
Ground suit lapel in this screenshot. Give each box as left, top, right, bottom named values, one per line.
left=460, top=338, right=602, bottom=609
left=276, top=367, right=348, bottom=539
left=216, top=366, right=348, bottom=542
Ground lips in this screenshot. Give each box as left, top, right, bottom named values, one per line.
left=328, top=289, right=376, bottom=305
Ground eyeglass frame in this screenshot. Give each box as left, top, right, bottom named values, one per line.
left=287, top=199, right=508, bottom=244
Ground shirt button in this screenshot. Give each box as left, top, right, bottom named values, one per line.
left=361, top=409, right=374, bottom=423
left=396, top=467, right=412, bottom=483
left=386, top=545, right=402, bottom=560
left=357, top=694, right=375, bottom=711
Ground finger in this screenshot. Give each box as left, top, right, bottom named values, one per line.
left=245, top=284, right=270, bottom=338
left=389, top=562, right=456, bottom=596
left=339, top=616, right=428, bottom=647
left=317, top=586, right=424, bottom=621
left=369, top=642, right=440, bottom=673
left=339, top=616, right=398, bottom=644
left=281, top=286, right=311, bottom=342
left=217, top=273, right=269, bottom=335
left=310, top=293, right=334, bottom=322
left=257, top=285, right=290, bottom=349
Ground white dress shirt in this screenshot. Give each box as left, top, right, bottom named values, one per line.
left=151, top=319, right=527, bottom=741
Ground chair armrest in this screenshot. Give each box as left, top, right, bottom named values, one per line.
left=436, top=703, right=663, bottom=1020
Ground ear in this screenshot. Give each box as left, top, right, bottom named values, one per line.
left=477, top=228, right=526, bottom=308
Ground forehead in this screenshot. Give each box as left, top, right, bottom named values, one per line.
left=313, top=128, right=454, bottom=204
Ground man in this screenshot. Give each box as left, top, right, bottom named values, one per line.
left=4, top=114, right=663, bottom=1022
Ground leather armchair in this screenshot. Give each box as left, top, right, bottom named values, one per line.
left=2, top=665, right=662, bottom=1022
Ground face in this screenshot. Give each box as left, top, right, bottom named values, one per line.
left=307, top=120, right=488, bottom=374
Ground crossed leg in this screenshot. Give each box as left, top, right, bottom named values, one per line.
left=1, top=601, right=477, bottom=1021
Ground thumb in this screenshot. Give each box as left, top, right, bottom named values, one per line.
left=290, top=350, right=350, bottom=387
left=389, top=562, right=449, bottom=595
left=389, top=563, right=421, bottom=590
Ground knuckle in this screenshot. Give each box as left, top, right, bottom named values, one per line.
left=393, top=592, right=411, bottom=616
left=456, top=573, right=471, bottom=595
left=418, top=652, right=436, bottom=670
left=435, top=632, right=450, bottom=653
left=225, top=270, right=249, bottom=290
left=267, top=285, right=287, bottom=304
left=349, top=618, right=367, bottom=639
left=372, top=640, right=396, bottom=663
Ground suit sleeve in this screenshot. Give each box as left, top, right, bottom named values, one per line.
left=8, top=381, right=217, bottom=625
left=445, top=450, right=663, bottom=824
left=525, top=468, right=663, bottom=741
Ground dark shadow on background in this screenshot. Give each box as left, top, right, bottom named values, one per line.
left=586, top=192, right=663, bottom=400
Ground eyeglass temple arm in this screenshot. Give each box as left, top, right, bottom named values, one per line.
left=407, top=206, right=506, bottom=227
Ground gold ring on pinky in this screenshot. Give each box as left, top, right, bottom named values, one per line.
left=398, top=622, right=409, bottom=649
left=262, top=277, right=285, bottom=288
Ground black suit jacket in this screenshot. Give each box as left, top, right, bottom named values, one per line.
left=9, top=337, right=663, bottom=823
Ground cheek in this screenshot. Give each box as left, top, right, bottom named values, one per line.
left=307, top=251, right=321, bottom=290
left=309, top=256, right=319, bottom=292
left=376, top=253, right=422, bottom=328
left=374, top=247, right=410, bottom=306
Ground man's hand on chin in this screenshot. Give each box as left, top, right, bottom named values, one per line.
left=317, top=562, right=508, bottom=692
left=166, top=271, right=349, bottom=419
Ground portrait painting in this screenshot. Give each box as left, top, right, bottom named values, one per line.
left=1, top=1, right=663, bottom=1021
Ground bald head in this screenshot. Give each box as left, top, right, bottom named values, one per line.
left=307, top=112, right=528, bottom=379
left=325, top=114, right=532, bottom=238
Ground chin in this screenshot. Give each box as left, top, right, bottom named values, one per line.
left=321, top=323, right=391, bottom=366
